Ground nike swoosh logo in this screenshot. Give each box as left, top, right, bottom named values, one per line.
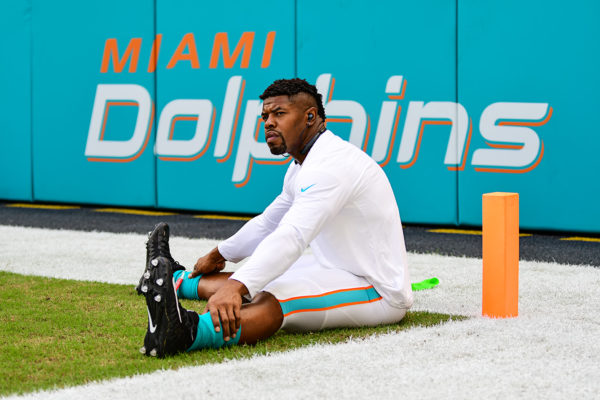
left=147, top=307, right=157, bottom=333
left=172, top=277, right=182, bottom=323
left=300, top=184, right=316, bottom=192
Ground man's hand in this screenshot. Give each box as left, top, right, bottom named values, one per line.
left=204, top=279, right=248, bottom=341
left=190, top=247, right=226, bottom=278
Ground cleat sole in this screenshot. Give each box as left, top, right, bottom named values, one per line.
left=139, top=246, right=194, bottom=358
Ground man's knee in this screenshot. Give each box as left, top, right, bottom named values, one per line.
left=252, top=291, right=284, bottom=324
left=238, top=291, right=283, bottom=344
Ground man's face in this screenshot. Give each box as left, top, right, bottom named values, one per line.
left=261, top=95, right=307, bottom=156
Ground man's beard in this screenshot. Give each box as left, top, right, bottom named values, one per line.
left=268, top=135, right=287, bottom=155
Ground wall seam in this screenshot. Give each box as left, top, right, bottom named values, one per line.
left=153, top=0, right=158, bottom=208
left=455, top=0, right=460, bottom=226
left=294, top=0, right=298, bottom=77
left=29, top=0, right=35, bottom=201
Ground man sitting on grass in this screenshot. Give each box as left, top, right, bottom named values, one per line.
left=136, top=78, right=413, bottom=357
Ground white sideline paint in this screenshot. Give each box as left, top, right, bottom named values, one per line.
left=0, top=226, right=230, bottom=285
left=1, top=225, right=599, bottom=399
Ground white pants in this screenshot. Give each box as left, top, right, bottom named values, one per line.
left=262, top=254, right=407, bottom=332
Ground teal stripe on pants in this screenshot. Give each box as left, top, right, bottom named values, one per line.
left=279, top=286, right=381, bottom=317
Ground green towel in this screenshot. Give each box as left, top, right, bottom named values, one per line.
left=411, top=277, right=440, bottom=291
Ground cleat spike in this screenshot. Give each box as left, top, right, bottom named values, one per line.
left=154, top=294, right=162, bottom=302
left=156, top=278, right=164, bottom=286
left=151, top=259, right=159, bottom=267
left=150, top=348, right=157, bottom=357
left=140, top=346, right=146, bottom=354
left=141, top=285, right=148, bottom=293
left=144, top=271, right=150, bottom=279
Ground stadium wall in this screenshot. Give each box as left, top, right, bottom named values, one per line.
left=0, top=0, right=598, bottom=233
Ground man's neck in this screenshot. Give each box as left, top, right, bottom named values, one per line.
left=295, top=129, right=325, bottom=164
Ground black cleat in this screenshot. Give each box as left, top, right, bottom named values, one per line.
left=138, top=256, right=198, bottom=358
left=154, top=222, right=185, bottom=272
left=136, top=223, right=162, bottom=294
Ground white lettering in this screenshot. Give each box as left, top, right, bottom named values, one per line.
left=397, top=101, right=468, bottom=167
left=317, top=74, right=368, bottom=148
left=471, top=102, right=548, bottom=168
left=214, top=76, right=243, bottom=158
left=84, top=78, right=550, bottom=182
left=371, top=75, right=402, bottom=163
left=85, top=84, right=151, bottom=159
left=155, top=99, right=213, bottom=157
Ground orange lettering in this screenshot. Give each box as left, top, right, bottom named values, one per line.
left=209, top=32, right=255, bottom=69
left=167, top=33, right=200, bottom=69
left=100, top=38, right=142, bottom=73
left=148, top=34, right=163, bottom=73
left=261, top=31, right=276, bottom=68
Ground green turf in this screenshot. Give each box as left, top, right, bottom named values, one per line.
left=0, top=271, right=466, bottom=396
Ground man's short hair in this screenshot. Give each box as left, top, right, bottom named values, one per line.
left=260, top=78, right=326, bottom=121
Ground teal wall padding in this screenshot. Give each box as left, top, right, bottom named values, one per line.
left=0, top=0, right=597, bottom=233
left=0, top=0, right=33, bottom=201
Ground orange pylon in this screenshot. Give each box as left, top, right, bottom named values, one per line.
left=482, top=192, right=519, bottom=318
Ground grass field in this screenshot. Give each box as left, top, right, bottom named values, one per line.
left=0, top=271, right=462, bottom=396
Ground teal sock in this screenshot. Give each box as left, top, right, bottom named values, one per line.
left=172, top=270, right=202, bottom=300
left=187, top=312, right=241, bottom=351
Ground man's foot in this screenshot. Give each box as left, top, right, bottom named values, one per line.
left=154, top=222, right=185, bottom=272
left=137, top=256, right=198, bottom=358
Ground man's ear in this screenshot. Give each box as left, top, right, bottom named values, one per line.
left=306, top=106, right=318, bottom=125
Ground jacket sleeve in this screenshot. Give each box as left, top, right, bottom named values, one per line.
left=230, top=170, right=351, bottom=298
left=217, top=191, right=293, bottom=263
left=217, top=165, right=296, bottom=262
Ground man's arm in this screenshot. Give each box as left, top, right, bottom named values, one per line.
left=231, top=170, right=351, bottom=298
left=188, top=172, right=294, bottom=337
left=190, top=190, right=293, bottom=277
